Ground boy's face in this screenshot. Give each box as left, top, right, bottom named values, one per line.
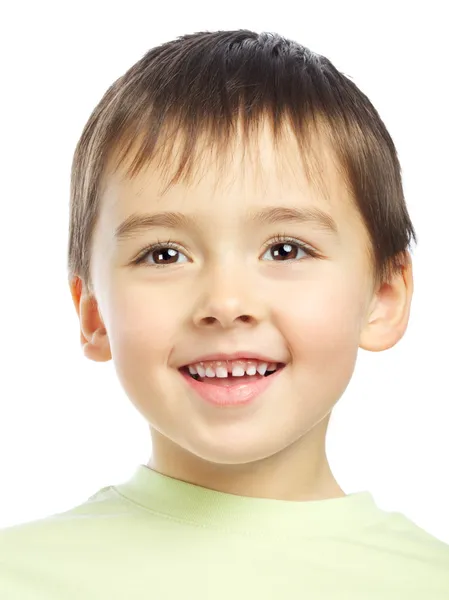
left=78, top=121, right=411, bottom=498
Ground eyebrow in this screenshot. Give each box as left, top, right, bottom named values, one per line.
left=114, top=206, right=338, bottom=241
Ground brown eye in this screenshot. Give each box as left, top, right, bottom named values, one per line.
left=152, top=248, right=180, bottom=264
left=270, top=242, right=299, bottom=260
left=261, top=238, right=314, bottom=262
left=135, top=245, right=189, bottom=267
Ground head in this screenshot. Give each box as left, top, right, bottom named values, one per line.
left=69, top=30, right=416, bottom=498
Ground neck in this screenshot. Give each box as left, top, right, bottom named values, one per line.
left=147, top=416, right=346, bottom=502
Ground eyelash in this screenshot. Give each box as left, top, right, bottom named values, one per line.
left=133, top=234, right=319, bottom=268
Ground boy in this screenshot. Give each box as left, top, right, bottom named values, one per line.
left=1, top=29, right=448, bottom=599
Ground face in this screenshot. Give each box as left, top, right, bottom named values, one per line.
left=88, top=121, right=378, bottom=493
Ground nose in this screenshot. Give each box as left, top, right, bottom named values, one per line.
left=192, top=267, right=266, bottom=330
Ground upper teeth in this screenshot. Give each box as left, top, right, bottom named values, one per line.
left=187, top=360, right=278, bottom=378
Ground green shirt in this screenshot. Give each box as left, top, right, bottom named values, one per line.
left=1, top=464, right=448, bottom=598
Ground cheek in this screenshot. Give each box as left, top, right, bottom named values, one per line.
left=277, top=279, right=363, bottom=368
left=105, top=286, right=180, bottom=369
left=104, top=286, right=185, bottom=404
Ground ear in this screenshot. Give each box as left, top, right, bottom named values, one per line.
left=359, top=253, right=414, bottom=352
left=69, top=276, right=112, bottom=362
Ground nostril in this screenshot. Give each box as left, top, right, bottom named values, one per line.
left=199, top=315, right=254, bottom=326
left=202, top=317, right=216, bottom=325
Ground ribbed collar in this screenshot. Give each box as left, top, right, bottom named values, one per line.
left=113, top=464, right=384, bottom=538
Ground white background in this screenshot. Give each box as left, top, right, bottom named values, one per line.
left=0, top=1, right=448, bottom=542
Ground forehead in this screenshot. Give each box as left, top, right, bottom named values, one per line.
left=100, top=120, right=366, bottom=238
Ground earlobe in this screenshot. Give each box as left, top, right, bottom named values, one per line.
left=69, top=276, right=112, bottom=363
left=82, top=328, right=112, bottom=363
left=359, top=256, right=414, bottom=353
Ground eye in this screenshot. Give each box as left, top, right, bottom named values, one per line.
left=261, top=236, right=317, bottom=261
left=134, top=243, right=189, bottom=267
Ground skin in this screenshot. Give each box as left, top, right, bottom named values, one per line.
left=70, top=119, right=413, bottom=502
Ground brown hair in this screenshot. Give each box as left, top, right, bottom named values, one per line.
left=68, top=29, right=417, bottom=294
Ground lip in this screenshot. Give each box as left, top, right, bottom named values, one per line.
left=180, top=351, right=283, bottom=367
left=180, top=365, right=285, bottom=407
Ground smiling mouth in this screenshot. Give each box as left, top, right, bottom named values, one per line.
left=179, top=363, right=285, bottom=405
left=180, top=364, right=285, bottom=384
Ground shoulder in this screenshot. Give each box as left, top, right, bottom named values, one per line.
left=366, top=509, right=449, bottom=578
left=0, top=484, right=122, bottom=547
left=0, top=487, right=132, bottom=600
